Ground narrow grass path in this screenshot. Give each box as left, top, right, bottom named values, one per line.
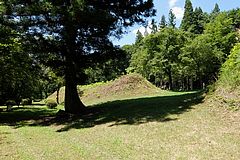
left=0, top=91, right=239, bottom=160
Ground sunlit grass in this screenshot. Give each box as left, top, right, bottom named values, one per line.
left=0, top=91, right=239, bottom=160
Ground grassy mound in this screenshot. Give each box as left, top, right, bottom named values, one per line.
left=48, top=73, right=163, bottom=105
left=209, top=43, right=240, bottom=110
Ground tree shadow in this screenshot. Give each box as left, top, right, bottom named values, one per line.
left=0, top=107, right=56, bottom=128
left=55, top=91, right=205, bottom=132
left=0, top=91, right=205, bottom=131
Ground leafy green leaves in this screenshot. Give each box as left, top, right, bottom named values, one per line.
left=126, top=6, right=239, bottom=90
left=219, top=43, right=240, bottom=89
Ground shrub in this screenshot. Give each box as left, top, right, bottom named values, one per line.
left=45, top=99, right=58, bottom=109
left=21, top=98, right=32, bottom=105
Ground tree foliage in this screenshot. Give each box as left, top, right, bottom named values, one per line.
left=219, top=43, right=240, bottom=89
left=159, top=15, right=167, bottom=30
left=211, top=3, right=220, bottom=20
left=1, top=0, right=155, bottom=113
left=180, top=0, right=194, bottom=31
left=136, top=30, right=144, bottom=44
left=0, top=6, right=41, bottom=105
left=191, top=7, right=205, bottom=34
left=128, top=5, right=239, bottom=91
left=150, top=19, right=158, bottom=34
left=168, top=9, right=176, bottom=28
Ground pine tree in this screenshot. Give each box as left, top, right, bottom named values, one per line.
left=168, top=9, right=176, bottom=28
left=211, top=3, right=220, bottom=20
left=2, top=0, right=155, bottom=114
left=212, top=3, right=220, bottom=14
left=135, top=30, right=144, bottom=44
left=191, top=7, right=204, bottom=34
left=159, top=15, right=167, bottom=30
left=150, top=19, right=158, bottom=34
left=180, top=0, right=194, bottom=31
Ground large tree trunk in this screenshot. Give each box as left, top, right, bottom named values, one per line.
left=63, top=14, right=87, bottom=114
left=64, top=56, right=86, bottom=114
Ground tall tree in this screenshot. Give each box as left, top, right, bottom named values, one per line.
left=0, top=2, right=40, bottom=105
left=2, top=0, right=155, bottom=114
left=150, top=19, right=158, bottom=34
left=191, top=7, right=205, bottom=34
left=181, top=34, right=224, bottom=89
left=129, top=28, right=187, bottom=90
left=212, top=3, right=220, bottom=14
left=135, top=30, right=144, bottom=44
left=205, top=12, right=237, bottom=55
left=159, top=15, right=167, bottom=29
left=168, top=9, right=176, bottom=28
left=211, top=3, right=220, bottom=20
left=154, top=28, right=185, bottom=90
left=0, top=31, right=40, bottom=105
left=180, top=0, right=194, bottom=31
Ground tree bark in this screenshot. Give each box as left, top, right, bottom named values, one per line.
left=63, top=16, right=86, bottom=114
left=64, top=56, right=86, bottom=114
left=56, top=86, right=60, bottom=104
left=167, top=69, right=173, bottom=90
left=190, top=77, right=193, bottom=90
left=169, top=74, right=172, bottom=90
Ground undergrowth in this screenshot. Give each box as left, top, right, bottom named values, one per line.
left=211, top=43, right=240, bottom=110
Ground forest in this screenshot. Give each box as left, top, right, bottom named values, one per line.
left=124, top=2, right=239, bottom=91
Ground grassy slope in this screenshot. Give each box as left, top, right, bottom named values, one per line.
left=48, top=74, right=172, bottom=105
left=208, top=43, right=240, bottom=110
left=1, top=74, right=240, bottom=159
left=1, top=90, right=240, bottom=159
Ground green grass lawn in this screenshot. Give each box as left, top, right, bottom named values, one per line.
left=0, top=91, right=239, bottom=160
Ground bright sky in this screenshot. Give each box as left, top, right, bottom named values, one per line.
left=111, top=0, right=240, bottom=46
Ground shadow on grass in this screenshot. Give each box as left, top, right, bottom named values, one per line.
left=0, top=107, right=57, bottom=128
left=0, top=91, right=205, bottom=131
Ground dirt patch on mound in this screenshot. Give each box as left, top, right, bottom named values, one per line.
left=48, top=74, right=161, bottom=105
left=207, top=86, right=240, bottom=111
left=81, top=74, right=160, bottom=104
left=89, top=74, right=157, bottom=95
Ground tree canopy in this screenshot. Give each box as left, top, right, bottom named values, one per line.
left=1, top=0, right=155, bottom=113
left=126, top=2, right=239, bottom=91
